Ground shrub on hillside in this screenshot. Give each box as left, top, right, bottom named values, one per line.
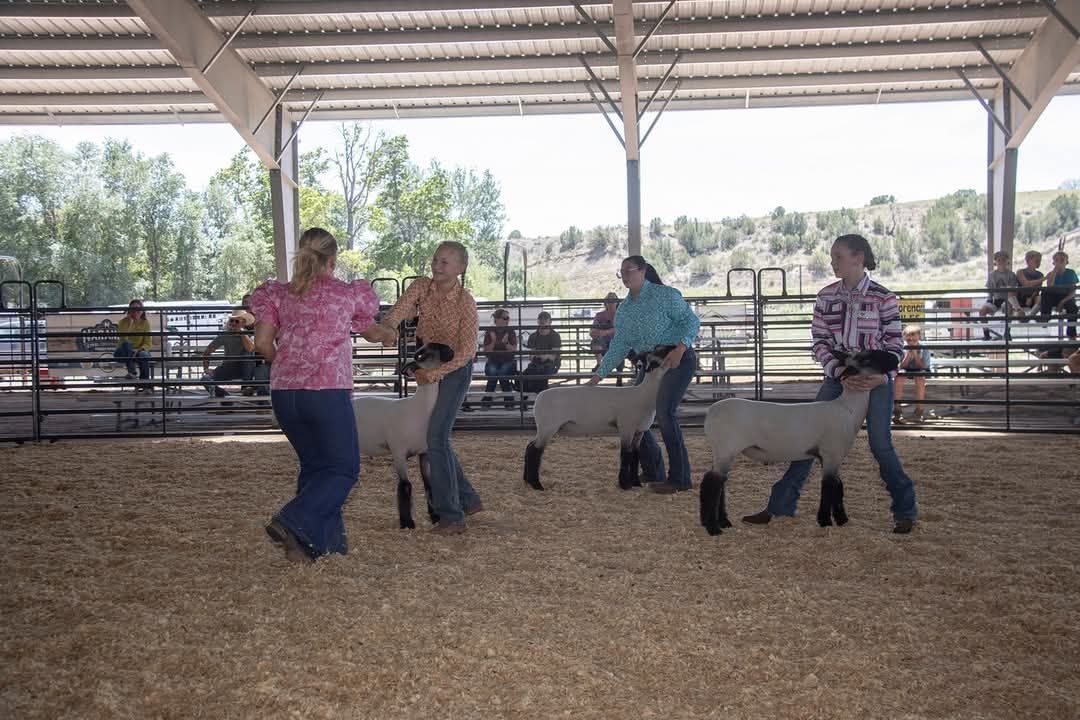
left=676, top=219, right=718, bottom=255
left=508, top=229, right=523, bottom=239
left=870, top=194, right=896, bottom=205
left=719, top=226, right=739, bottom=250
left=729, top=247, right=753, bottom=269
left=559, top=225, right=583, bottom=251
left=690, top=256, right=712, bottom=278
left=808, top=248, right=830, bottom=278
left=649, top=217, right=664, bottom=238
left=895, top=228, right=918, bottom=269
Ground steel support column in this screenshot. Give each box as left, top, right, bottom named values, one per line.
left=271, top=107, right=300, bottom=280
left=987, top=91, right=1018, bottom=266
left=613, top=0, right=642, bottom=255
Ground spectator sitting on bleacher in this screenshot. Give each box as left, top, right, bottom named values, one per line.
left=521, top=311, right=562, bottom=399
left=978, top=250, right=1021, bottom=340
left=1016, top=250, right=1044, bottom=317
left=1037, top=251, right=1078, bottom=339
left=242, top=294, right=270, bottom=397
left=481, top=308, right=517, bottom=409
left=115, top=298, right=153, bottom=391
left=590, top=292, right=624, bottom=383
left=893, top=324, right=934, bottom=424
left=201, top=311, right=256, bottom=397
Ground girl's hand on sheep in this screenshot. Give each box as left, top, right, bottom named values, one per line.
left=586, top=374, right=601, bottom=386
left=841, top=373, right=886, bottom=392
left=661, top=345, right=686, bottom=369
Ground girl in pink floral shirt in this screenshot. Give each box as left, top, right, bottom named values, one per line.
left=251, top=227, right=394, bottom=563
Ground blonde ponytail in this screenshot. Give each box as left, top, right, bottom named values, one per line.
left=289, top=227, right=338, bottom=297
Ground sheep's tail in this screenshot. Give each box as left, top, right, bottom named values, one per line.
left=524, top=440, right=545, bottom=490
left=700, top=470, right=731, bottom=536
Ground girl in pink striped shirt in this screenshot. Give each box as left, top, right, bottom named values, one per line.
left=742, top=234, right=918, bottom=534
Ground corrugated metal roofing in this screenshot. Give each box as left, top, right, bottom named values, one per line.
left=0, top=0, right=1075, bottom=123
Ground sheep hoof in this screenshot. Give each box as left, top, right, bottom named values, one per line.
left=817, top=513, right=833, bottom=528
left=401, top=519, right=416, bottom=530
left=834, top=509, right=849, bottom=526
left=704, top=523, right=724, bottom=536
left=526, top=478, right=545, bottom=491
left=720, top=515, right=733, bottom=529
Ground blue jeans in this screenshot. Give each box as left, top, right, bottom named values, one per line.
left=636, top=347, right=697, bottom=489
left=426, top=364, right=482, bottom=526
left=766, top=377, right=918, bottom=521
left=483, top=359, right=517, bottom=395
left=114, top=341, right=151, bottom=379
left=271, top=389, right=359, bottom=557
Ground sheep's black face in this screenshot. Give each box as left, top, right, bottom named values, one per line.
left=629, top=344, right=677, bottom=374
left=402, top=342, right=455, bottom=377
left=840, top=349, right=899, bottom=377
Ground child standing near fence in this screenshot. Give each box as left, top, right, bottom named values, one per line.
left=893, top=324, right=934, bottom=423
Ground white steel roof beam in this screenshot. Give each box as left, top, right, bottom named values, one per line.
left=0, top=36, right=1034, bottom=81
left=1001, top=0, right=1080, bottom=150
left=125, top=0, right=291, bottom=171
left=0, top=67, right=1011, bottom=108
left=0, top=4, right=1047, bottom=52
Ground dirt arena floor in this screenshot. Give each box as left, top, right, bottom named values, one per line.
left=2, top=431, right=1079, bottom=719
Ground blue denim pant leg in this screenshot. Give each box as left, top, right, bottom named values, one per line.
left=271, top=389, right=359, bottom=557
left=425, top=364, right=480, bottom=525
left=766, top=378, right=843, bottom=517
left=865, top=378, right=918, bottom=521
left=637, top=348, right=697, bottom=489
left=114, top=341, right=136, bottom=375
left=484, top=360, right=516, bottom=394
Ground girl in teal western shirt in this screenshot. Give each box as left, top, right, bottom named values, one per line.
left=588, top=255, right=700, bottom=492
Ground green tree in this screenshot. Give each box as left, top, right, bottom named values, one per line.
left=333, top=123, right=396, bottom=249
left=870, top=194, right=896, bottom=205
left=719, top=226, right=739, bottom=251
left=508, top=229, right=523, bottom=240
left=369, top=160, right=469, bottom=274
left=649, top=217, right=664, bottom=238
left=450, top=167, right=505, bottom=267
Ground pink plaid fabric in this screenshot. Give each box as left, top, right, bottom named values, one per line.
left=250, top=276, right=379, bottom=390
left=811, top=274, right=903, bottom=379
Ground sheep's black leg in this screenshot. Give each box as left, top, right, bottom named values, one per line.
left=524, top=441, right=546, bottom=490
left=628, top=432, right=643, bottom=487
left=700, top=471, right=729, bottom=535
left=819, top=474, right=846, bottom=527
left=396, top=478, right=415, bottom=529
left=830, top=475, right=849, bottom=526
left=618, top=442, right=637, bottom=490
left=419, top=453, right=439, bottom=525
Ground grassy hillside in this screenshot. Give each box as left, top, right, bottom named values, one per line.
left=516, top=189, right=1080, bottom=298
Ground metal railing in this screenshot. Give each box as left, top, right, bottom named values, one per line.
left=1, top=281, right=1078, bottom=442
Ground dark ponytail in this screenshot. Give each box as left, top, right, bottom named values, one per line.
left=624, top=255, right=665, bottom=285
left=835, top=234, right=877, bottom=271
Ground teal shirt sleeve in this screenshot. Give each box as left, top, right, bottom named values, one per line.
left=596, top=319, right=633, bottom=378
left=663, top=286, right=700, bottom=348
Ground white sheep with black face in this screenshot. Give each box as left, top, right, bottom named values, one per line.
left=699, top=349, right=899, bottom=536
left=523, top=345, right=675, bottom=491
left=354, top=342, right=454, bottom=529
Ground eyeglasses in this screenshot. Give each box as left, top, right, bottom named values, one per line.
left=616, top=267, right=641, bottom=279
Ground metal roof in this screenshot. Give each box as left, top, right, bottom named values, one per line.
left=0, top=0, right=1077, bottom=124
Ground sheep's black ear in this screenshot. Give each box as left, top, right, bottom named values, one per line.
left=433, top=343, right=454, bottom=362
left=865, top=349, right=899, bottom=373
left=400, top=360, right=420, bottom=378
left=833, top=350, right=849, bottom=366
left=626, top=350, right=638, bottom=363
left=654, top=344, right=676, bottom=357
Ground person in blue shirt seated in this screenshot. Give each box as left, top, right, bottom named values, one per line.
left=588, top=254, right=700, bottom=494
left=1037, top=251, right=1078, bottom=339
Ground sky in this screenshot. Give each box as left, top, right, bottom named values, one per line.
left=2, top=94, right=1077, bottom=238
